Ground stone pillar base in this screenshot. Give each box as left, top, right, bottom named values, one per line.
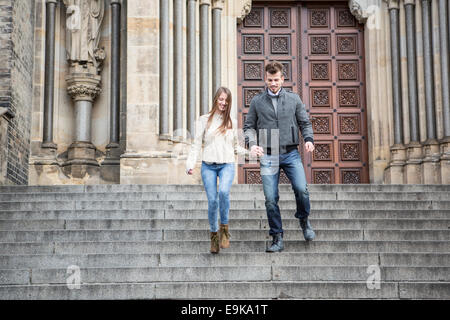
left=63, top=141, right=99, bottom=179
left=105, top=143, right=122, bottom=161
left=422, top=140, right=441, bottom=184
left=385, top=144, right=406, bottom=184
left=61, top=163, right=100, bottom=180
left=41, top=142, right=57, bottom=150
left=404, top=142, right=423, bottom=184
left=101, top=144, right=121, bottom=183
left=439, top=137, right=450, bottom=184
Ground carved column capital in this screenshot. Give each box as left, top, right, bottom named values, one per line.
left=404, top=0, right=416, bottom=5
left=348, top=0, right=382, bottom=24
left=384, top=0, right=400, bottom=10
left=200, top=0, right=211, bottom=6
left=66, top=74, right=102, bottom=102
left=212, top=0, right=224, bottom=10
left=46, top=0, right=58, bottom=4
left=237, top=0, right=252, bottom=24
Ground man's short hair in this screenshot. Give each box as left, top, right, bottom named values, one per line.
left=265, top=61, right=284, bottom=75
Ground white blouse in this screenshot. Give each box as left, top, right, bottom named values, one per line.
left=186, top=112, right=248, bottom=171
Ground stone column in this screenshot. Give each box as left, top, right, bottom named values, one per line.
left=387, top=0, right=406, bottom=183
left=101, top=0, right=122, bottom=183
left=404, top=0, right=422, bottom=183
left=438, top=0, right=450, bottom=184
left=159, top=0, right=170, bottom=139
left=212, top=0, right=223, bottom=95
left=187, top=0, right=197, bottom=138
left=106, top=0, right=121, bottom=160
left=62, top=0, right=106, bottom=178
left=173, top=0, right=183, bottom=140
left=200, top=0, right=210, bottom=115
left=350, top=0, right=392, bottom=183
left=42, top=0, right=58, bottom=151
left=421, top=0, right=440, bottom=183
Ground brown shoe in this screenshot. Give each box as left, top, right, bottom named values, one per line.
left=210, top=232, right=220, bottom=254
left=219, top=224, right=230, bottom=249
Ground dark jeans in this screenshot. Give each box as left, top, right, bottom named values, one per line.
left=260, top=149, right=310, bottom=236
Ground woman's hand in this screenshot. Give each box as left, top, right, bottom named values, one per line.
left=186, top=169, right=193, bottom=175
left=305, top=141, right=315, bottom=153
left=250, top=145, right=264, bottom=157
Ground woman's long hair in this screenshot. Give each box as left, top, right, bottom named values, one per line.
left=206, top=87, right=233, bottom=135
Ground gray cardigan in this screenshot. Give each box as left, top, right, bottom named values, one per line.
left=244, top=88, right=314, bottom=154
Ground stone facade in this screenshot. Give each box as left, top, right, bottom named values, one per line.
left=1, top=0, right=449, bottom=185
left=29, top=0, right=120, bottom=185
left=0, top=0, right=35, bottom=185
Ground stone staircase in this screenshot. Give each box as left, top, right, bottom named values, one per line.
left=0, top=184, right=449, bottom=299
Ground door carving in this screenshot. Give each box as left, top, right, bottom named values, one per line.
left=237, top=2, right=369, bottom=184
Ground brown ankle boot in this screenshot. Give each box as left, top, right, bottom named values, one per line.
left=219, top=224, right=230, bottom=249
left=210, top=232, right=220, bottom=254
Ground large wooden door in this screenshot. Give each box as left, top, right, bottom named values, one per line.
left=237, top=1, right=369, bottom=184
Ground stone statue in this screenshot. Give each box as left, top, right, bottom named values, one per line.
left=63, top=0, right=105, bottom=71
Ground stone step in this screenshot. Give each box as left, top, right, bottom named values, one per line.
left=0, top=252, right=448, bottom=269
left=0, top=281, right=449, bottom=299
left=0, top=200, right=448, bottom=211
left=1, top=240, right=448, bottom=255
left=1, top=218, right=449, bottom=231
left=1, top=229, right=449, bottom=242
left=0, top=191, right=448, bottom=202
left=1, top=184, right=449, bottom=193
left=0, top=209, right=448, bottom=220
left=2, top=265, right=449, bottom=286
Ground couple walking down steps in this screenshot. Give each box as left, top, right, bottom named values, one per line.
left=186, top=62, right=316, bottom=254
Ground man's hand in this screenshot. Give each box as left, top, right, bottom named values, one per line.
left=250, top=145, right=264, bottom=157
left=305, top=141, right=315, bottom=153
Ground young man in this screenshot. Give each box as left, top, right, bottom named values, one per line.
left=244, top=61, right=316, bottom=252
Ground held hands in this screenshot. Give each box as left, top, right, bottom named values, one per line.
left=250, top=145, right=264, bottom=158
left=305, top=141, right=315, bottom=153
left=250, top=143, right=314, bottom=157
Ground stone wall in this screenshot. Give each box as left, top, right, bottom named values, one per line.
left=29, top=0, right=125, bottom=185
left=121, top=0, right=250, bottom=185
left=0, top=0, right=35, bottom=185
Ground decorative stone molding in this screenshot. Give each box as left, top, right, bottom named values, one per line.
left=384, top=0, right=400, bottom=10
left=349, top=0, right=366, bottom=23
left=212, top=0, right=224, bottom=10
left=405, top=141, right=423, bottom=183
left=348, top=0, right=383, bottom=24
left=66, top=80, right=102, bottom=102
left=237, top=0, right=252, bottom=24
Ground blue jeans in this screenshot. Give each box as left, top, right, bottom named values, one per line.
left=201, top=162, right=235, bottom=232
left=260, top=149, right=310, bottom=236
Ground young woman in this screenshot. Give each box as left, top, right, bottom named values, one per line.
left=186, top=87, right=248, bottom=254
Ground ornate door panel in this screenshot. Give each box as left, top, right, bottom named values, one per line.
left=237, top=2, right=369, bottom=184
left=300, top=3, right=368, bottom=184
left=237, top=2, right=301, bottom=184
